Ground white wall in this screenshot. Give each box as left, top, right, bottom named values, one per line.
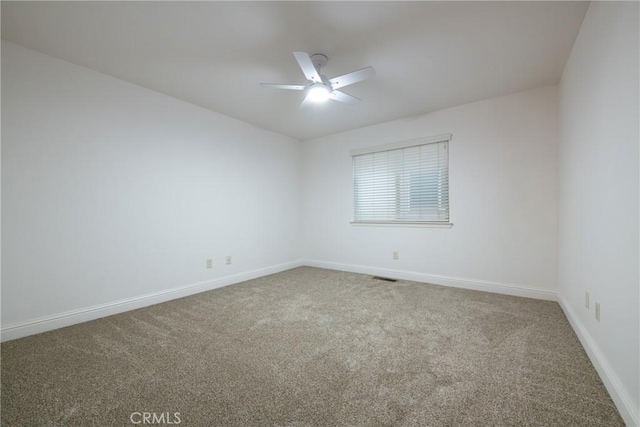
left=1, top=41, right=301, bottom=333
left=301, top=86, right=559, bottom=297
left=558, top=2, right=639, bottom=425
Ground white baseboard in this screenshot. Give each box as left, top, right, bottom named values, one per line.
left=0, top=260, right=555, bottom=343
left=302, top=259, right=557, bottom=301
left=558, top=297, right=639, bottom=427
left=1, top=260, right=303, bottom=342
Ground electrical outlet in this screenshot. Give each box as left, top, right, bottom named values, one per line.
left=595, top=302, right=600, bottom=321
left=585, top=291, right=590, bottom=309
left=206, top=259, right=213, bottom=269
left=393, top=251, right=399, bottom=260
left=226, top=256, right=232, bottom=265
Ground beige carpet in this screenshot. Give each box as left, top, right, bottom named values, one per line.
left=1, top=267, right=624, bottom=426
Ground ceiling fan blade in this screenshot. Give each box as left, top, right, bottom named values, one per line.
left=293, top=51, right=322, bottom=83
left=260, top=83, right=306, bottom=90
left=329, top=90, right=361, bottom=104
left=329, top=66, right=375, bottom=90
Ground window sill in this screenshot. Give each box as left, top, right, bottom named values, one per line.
left=350, top=221, right=453, bottom=228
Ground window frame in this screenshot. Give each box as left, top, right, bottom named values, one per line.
left=350, top=134, right=453, bottom=228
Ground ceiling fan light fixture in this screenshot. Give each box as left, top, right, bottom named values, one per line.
left=306, top=84, right=331, bottom=103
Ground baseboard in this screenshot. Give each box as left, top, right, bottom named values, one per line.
left=302, top=259, right=557, bottom=301
left=558, top=297, right=639, bottom=427
left=1, top=260, right=303, bottom=342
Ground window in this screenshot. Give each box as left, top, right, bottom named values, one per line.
left=351, top=134, right=451, bottom=225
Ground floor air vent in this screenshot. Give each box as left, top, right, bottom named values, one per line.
left=372, top=276, right=398, bottom=283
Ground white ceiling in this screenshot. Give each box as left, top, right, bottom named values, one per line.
left=1, top=1, right=588, bottom=141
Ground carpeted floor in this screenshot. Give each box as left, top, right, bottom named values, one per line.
left=1, top=267, right=624, bottom=426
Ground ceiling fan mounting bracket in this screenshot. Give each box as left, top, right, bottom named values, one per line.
left=310, top=54, right=328, bottom=71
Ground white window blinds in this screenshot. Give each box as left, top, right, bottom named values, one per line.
left=352, top=135, right=450, bottom=223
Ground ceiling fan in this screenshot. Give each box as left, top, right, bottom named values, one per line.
left=260, top=51, right=375, bottom=107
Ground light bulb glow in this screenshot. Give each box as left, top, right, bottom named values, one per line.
left=307, top=84, right=331, bottom=103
